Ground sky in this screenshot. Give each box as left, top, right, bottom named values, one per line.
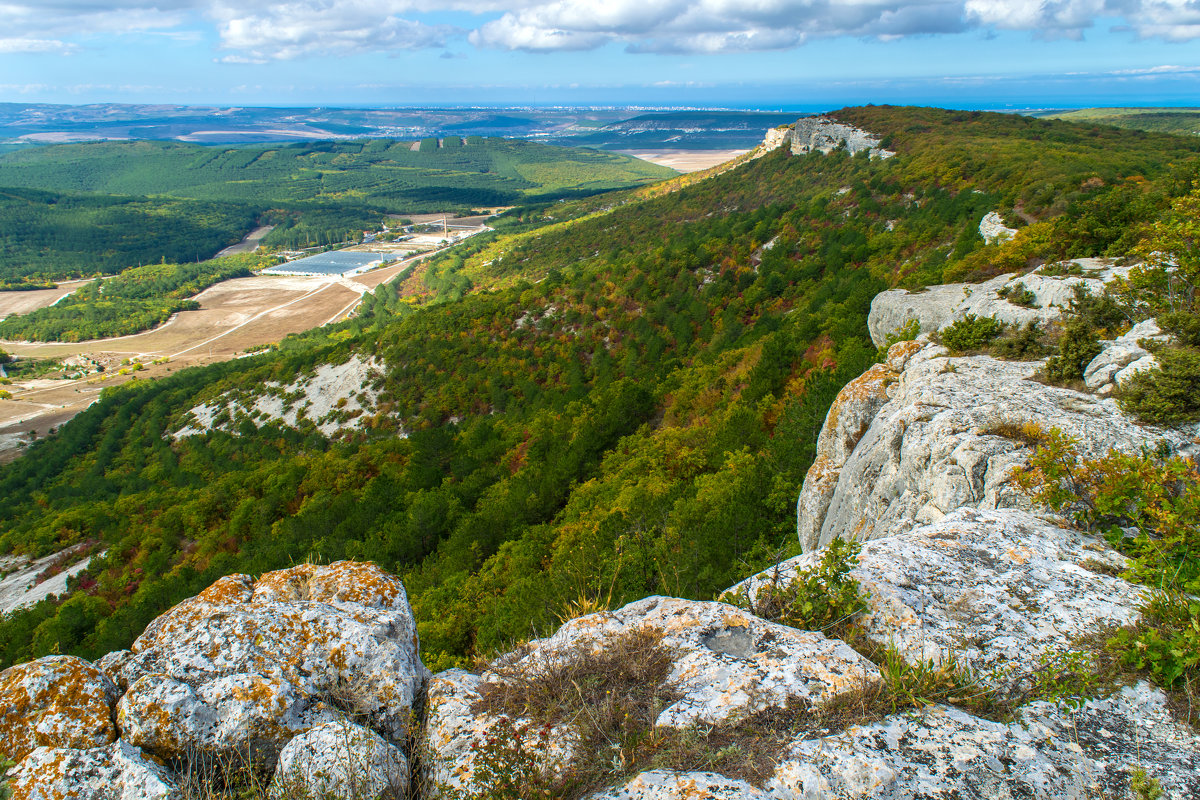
left=0, top=1, right=1198, bottom=108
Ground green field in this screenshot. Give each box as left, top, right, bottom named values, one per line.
left=1035, top=107, right=1200, bottom=137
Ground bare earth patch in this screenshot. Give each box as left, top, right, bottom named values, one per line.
left=617, top=149, right=749, bottom=173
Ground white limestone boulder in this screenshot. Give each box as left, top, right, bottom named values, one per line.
left=113, top=561, right=429, bottom=743
left=271, top=720, right=408, bottom=800
left=737, top=509, right=1143, bottom=680
left=494, top=596, right=878, bottom=729
left=116, top=672, right=340, bottom=767
left=8, top=739, right=178, bottom=800
left=866, top=259, right=1128, bottom=348
left=586, top=770, right=770, bottom=799
left=797, top=340, right=1197, bottom=552
left=767, top=683, right=1200, bottom=799
left=422, top=669, right=576, bottom=799
left=1084, top=318, right=1167, bottom=395
left=979, top=211, right=1017, bottom=244
left=0, top=655, right=119, bottom=762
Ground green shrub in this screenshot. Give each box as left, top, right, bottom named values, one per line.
left=997, top=281, right=1036, bottom=307
left=1043, top=320, right=1102, bottom=384
left=1118, top=346, right=1200, bottom=424
left=1158, top=311, right=1200, bottom=347
left=939, top=314, right=1004, bottom=353
left=1108, top=593, right=1200, bottom=690
left=990, top=321, right=1049, bottom=360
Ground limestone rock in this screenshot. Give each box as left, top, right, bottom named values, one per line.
left=8, top=739, right=178, bottom=800
left=767, top=683, right=1200, bottom=799
left=866, top=259, right=1128, bottom=348
left=271, top=720, right=408, bottom=800
left=0, top=655, right=119, bottom=762
left=586, top=770, right=770, bottom=799
left=790, top=117, right=893, bottom=158
left=116, top=672, right=340, bottom=767
left=762, top=126, right=792, bottom=151
left=495, top=596, right=878, bottom=728
left=115, top=561, right=428, bottom=742
left=978, top=211, right=1017, bottom=244
left=738, top=509, right=1143, bottom=679
left=796, top=340, right=1197, bottom=552
left=422, top=668, right=576, bottom=799
left=1084, top=318, right=1166, bottom=395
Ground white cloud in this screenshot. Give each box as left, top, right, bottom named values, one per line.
left=0, top=0, right=1197, bottom=61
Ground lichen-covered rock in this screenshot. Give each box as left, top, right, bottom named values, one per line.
left=978, top=211, right=1017, bottom=245
left=497, top=596, right=878, bottom=728
left=8, top=739, right=178, bottom=800
left=422, top=669, right=576, bottom=799
left=94, top=649, right=135, bottom=690
left=767, top=683, right=1200, bottom=799
left=866, top=259, right=1128, bottom=348
left=115, top=561, right=428, bottom=742
left=797, top=340, right=1198, bottom=552
left=1084, top=318, right=1166, bottom=395
left=117, top=672, right=340, bottom=766
left=271, top=720, right=408, bottom=800
left=0, top=655, right=119, bottom=762
left=738, top=509, right=1143, bottom=680
left=586, top=770, right=770, bottom=799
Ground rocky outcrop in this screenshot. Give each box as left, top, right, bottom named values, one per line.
left=0, top=655, right=119, bottom=762
left=1084, top=317, right=1165, bottom=395
left=796, top=338, right=1198, bottom=552
left=587, top=770, right=769, bottom=799
left=737, top=508, right=1142, bottom=679
left=762, top=126, right=793, bottom=151
left=271, top=720, right=408, bottom=800
left=978, top=211, right=1017, bottom=244
left=866, top=258, right=1127, bottom=348
left=790, top=117, right=893, bottom=158
left=8, top=740, right=178, bottom=800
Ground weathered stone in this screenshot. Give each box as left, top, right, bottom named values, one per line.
left=8, top=739, right=178, bottom=800
left=978, top=211, right=1017, bottom=245
left=739, top=509, right=1143, bottom=680
left=0, top=655, right=118, bottom=762
left=1084, top=318, right=1166, bottom=394
left=767, top=683, right=1200, bottom=799
left=866, top=259, right=1128, bottom=348
left=422, top=668, right=576, bottom=799
left=271, top=720, right=408, bottom=800
left=496, top=596, right=878, bottom=728
left=790, top=117, right=893, bottom=158
left=116, top=561, right=428, bottom=742
left=116, top=672, right=339, bottom=767
left=586, top=770, right=770, bottom=799
left=94, top=649, right=135, bottom=690
left=796, top=340, right=1198, bottom=552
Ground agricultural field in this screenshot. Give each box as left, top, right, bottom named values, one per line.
left=1034, top=107, right=1200, bottom=137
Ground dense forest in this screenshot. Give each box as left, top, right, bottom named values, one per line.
left=0, top=138, right=674, bottom=282
left=0, top=107, right=1197, bottom=675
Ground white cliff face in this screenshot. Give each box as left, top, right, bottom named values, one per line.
left=795, top=338, right=1198, bottom=553
left=790, top=117, right=894, bottom=158
left=978, top=211, right=1018, bottom=244
left=866, top=258, right=1129, bottom=348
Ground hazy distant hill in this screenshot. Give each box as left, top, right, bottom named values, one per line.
left=1033, top=107, right=1200, bottom=137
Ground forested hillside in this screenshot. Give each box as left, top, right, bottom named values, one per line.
left=0, top=138, right=674, bottom=282
left=0, top=106, right=1197, bottom=672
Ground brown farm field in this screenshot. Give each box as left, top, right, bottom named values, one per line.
left=0, top=257, right=419, bottom=460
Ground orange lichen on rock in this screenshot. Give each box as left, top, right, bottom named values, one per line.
left=0, top=655, right=118, bottom=762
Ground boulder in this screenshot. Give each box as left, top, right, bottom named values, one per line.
left=7, top=739, right=178, bottom=800
left=271, top=720, right=408, bottom=800
left=116, top=672, right=340, bottom=767
left=866, top=259, right=1127, bottom=348
left=493, top=596, right=878, bottom=728
left=113, top=561, right=428, bottom=742
left=797, top=340, right=1198, bottom=552
left=767, top=683, right=1200, bottom=799
left=738, top=509, right=1143, bottom=680
left=422, top=668, right=577, bottom=799
left=0, top=655, right=119, bottom=762
left=1084, top=318, right=1167, bottom=395
left=586, top=770, right=770, bottom=799
left=978, top=211, right=1017, bottom=245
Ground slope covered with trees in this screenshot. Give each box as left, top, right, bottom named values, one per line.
left=0, top=106, right=1196, bottom=673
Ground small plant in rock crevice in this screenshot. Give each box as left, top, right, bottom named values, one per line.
left=937, top=314, right=1005, bottom=353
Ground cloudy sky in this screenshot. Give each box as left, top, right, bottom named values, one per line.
left=1, top=0, right=1198, bottom=106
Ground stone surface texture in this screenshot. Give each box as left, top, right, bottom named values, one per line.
left=0, top=655, right=119, bottom=762
left=8, top=740, right=178, bottom=800
left=737, top=509, right=1142, bottom=678
left=494, top=596, right=878, bottom=728
left=866, top=259, right=1127, bottom=348
left=114, top=561, right=428, bottom=742
left=586, top=770, right=770, bottom=799
left=422, top=668, right=577, bottom=799
left=271, top=720, right=408, bottom=800
left=1084, top=317, right=1166, bottom=395
left=116, top=672, right=340, bottom=766
left=767, top=683, right=1200, bottom=799
left=796, top=339, right=1198, bottom=552
left=978, top=211, right=1017, bottom=244
left=790, top=117, right=893, bottom=158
